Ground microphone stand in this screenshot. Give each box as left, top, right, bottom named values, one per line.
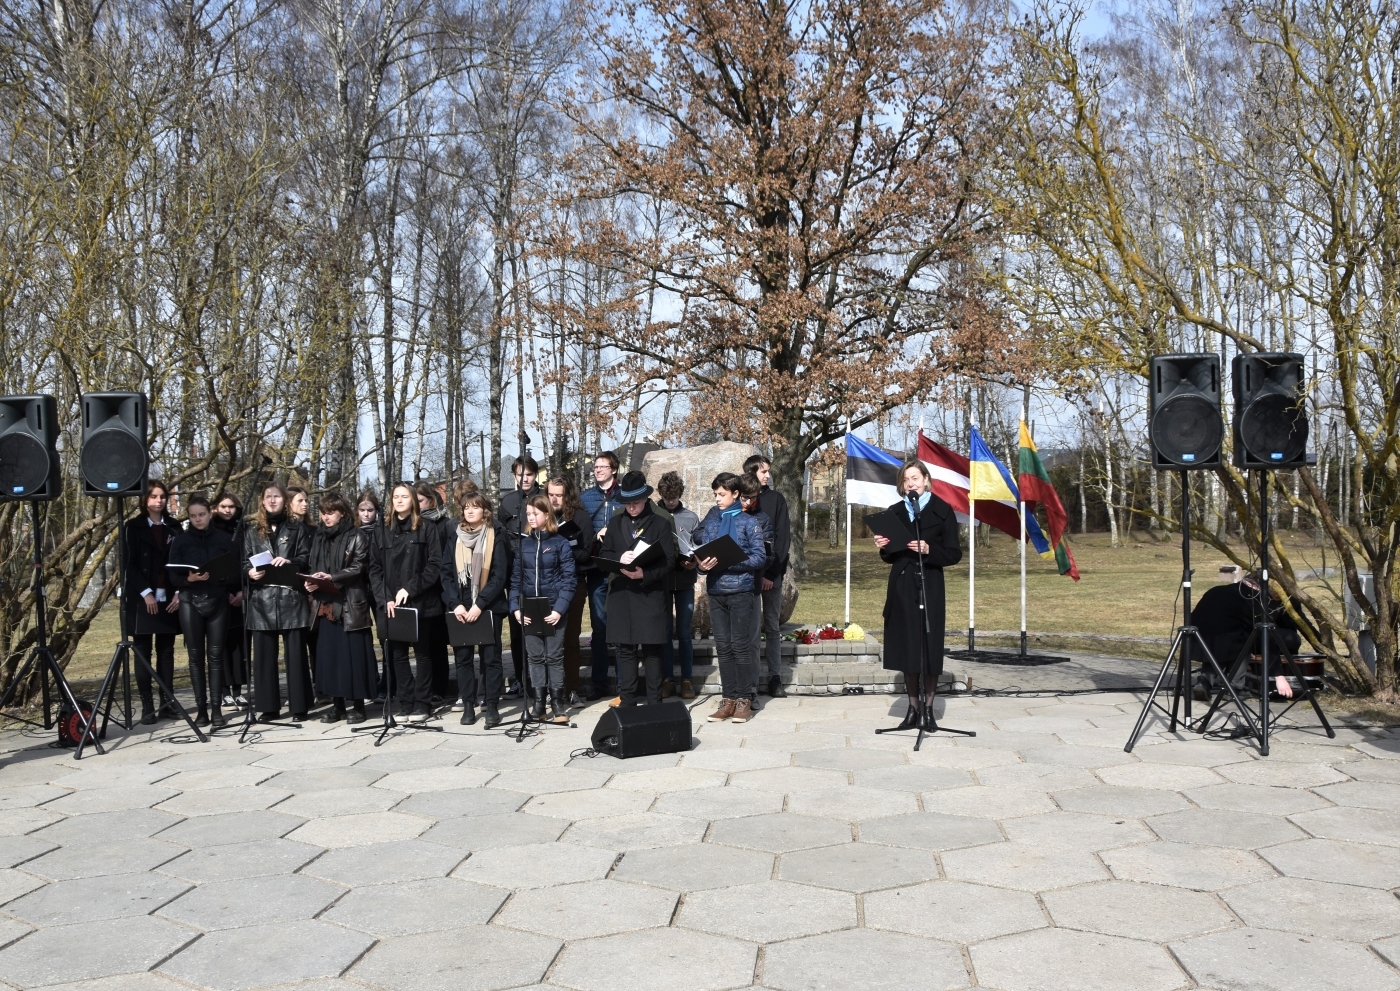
left=876, top=492, right=975, bottom=750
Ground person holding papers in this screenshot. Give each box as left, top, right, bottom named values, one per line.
left=124, top=480, right=182, bottom=724
left=597, top=472, right=677, bottom=707
left=441, top=489, right=509, bottom=727
left=305, top=493, right=375, bottom=725
left=547, top=474, right=594, bottom=703
left=871, top=460, right=962, bottom=730
left=243, top=484, right=313, bottom=722
left=212, top=492, right=248, bottom=709
left=168, top=494, right=236, bottom=728
left=509, top=495, right=577, bottom=723
left=370, top=483, right=443, bottom=724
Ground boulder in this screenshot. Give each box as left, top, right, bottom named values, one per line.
left=641, top=441, right=762, bottom=496
left=691, top=571, right=800, bottom=638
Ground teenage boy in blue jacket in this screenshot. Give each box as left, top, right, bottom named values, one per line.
left=580, top=451, right=624, bottom=699
left=694, top=473, right=767, bottom=723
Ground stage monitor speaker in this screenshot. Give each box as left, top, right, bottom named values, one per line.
left=0, top=395, right=61, bottom=501
left=1148, top=353, right=1222, bottom=470
left=1232, top=353, right=1308, bottom=469
left=590, top=701, right=692, bottom=758
left=80, top=392, right=148, bottom=497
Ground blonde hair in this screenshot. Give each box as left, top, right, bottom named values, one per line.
left=389, top=482, right=422, bottom=530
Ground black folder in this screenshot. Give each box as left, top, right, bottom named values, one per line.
left=557, top=519, right=583, bottom=546
left=593, top=539, right=667, bottom=573
left=447, top=613, right=496, bottom=646
left=381, top=606, right=419, bottom=643
left=168, top=551, right=239, bottom=585
left=692, top=534, right=746, bottom=570
left=863, top=508, right=915, bottom=543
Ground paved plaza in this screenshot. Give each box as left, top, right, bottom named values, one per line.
left=2, top=684, right=1400, bottom=991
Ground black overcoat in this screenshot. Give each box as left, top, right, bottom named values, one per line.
left=242, top=515, right=312, bottom=632
left=124, top=516, right=183, bottom=635
left=369, top=514, right=444, bottom=623
left=601, top=503, right=677, bottom=645
left=308, top=520, right=374, bottom=631
left=880, top=495, right=962, bottom=677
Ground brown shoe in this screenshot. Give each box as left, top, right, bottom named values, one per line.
left=680, top=680, right=695, bottom=700
left=730, top=699, right=753, bottom=723
left=609, top=696, right=622, bottom=708
left=661, top=678, right=675, bottom=698
left=708, top=698, right=737, bottom=721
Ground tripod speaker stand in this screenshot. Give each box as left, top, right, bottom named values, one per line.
left=1125, top=474, right=1259, bottom=752
left=0, top=501, right=104, bottom=754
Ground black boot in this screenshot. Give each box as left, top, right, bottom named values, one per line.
left=550, top=689, right=569, bottom=724
left=189, top=662, right=210, bottom=727
left=768, top=674, right=788, bottom=698
left=894, top=703, right=920, bottom=731
left=208, top=661, right=224, bottom=729
left=531, top=688, right=548, bottom=721
left=460, top=704, right=477, bottom=726
left=482, top=704, right=501, bottom=729
left=346, top=702, right=367, bottom=725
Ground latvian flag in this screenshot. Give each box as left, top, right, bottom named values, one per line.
left=844, top=434, right=903, bottom=506
left=916, top=430, right=1051, bottom=553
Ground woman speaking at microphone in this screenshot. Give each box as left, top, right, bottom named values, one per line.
left=872, top=460, right=961, bottom=730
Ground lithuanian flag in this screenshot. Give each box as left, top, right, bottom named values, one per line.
left=1017, top=421, right=1080, bottom=581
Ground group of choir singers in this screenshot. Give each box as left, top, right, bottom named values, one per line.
left=120, top=449, right=854, bottom=731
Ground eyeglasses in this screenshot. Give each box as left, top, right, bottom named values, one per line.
left=593, top=464, right=611, bottom=472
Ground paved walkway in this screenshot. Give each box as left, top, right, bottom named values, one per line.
left=1, top=687, right=1399, bottom=991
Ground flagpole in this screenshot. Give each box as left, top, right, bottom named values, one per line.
left=968, top=492, right=976, bottom=653
left=1019, top=496, right=1027, bottom=659
left=844, top=417, right=852, bottom=627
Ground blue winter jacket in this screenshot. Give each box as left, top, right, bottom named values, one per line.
left=509, top=531, right=576, bottom=615
left=580, top=482, right=624, bottom=535
left=693, top=505, right=767, bottom=595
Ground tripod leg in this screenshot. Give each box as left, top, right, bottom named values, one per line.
left=1271, top=631, right=1336, bottom=739
left=37, top=649, right=105, bottom=759
left=1190, top=632, right=1260, bottom=743
left=1125, top=629, right=1188, bottom=753
left=134, top=644, right=207, bottom=743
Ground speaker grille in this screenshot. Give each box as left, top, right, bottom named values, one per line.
left=0, top=432, right=49, bottom=496
left=80, top=427, right=147, bottom=493
left=1241, top=393, right=1307, bottom=464
left=1151, top=394, right=1223, bottom=466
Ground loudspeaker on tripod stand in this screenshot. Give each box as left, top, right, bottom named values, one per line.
left=0, top=395, right=61, bottom=500
left=1148, top=354, right=1222, bottom=470
left=1232, top=352, right=1309, bottom=469
left=80, top=392, right=148, bottom=497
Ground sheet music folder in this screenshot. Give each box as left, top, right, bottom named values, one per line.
left=863, top=508, right=915, bottom=543
left=447, top=613, right=496, bottom=646
left=692, top=534, right=746, bottom=571
left=381, top=606, right=419, bottom=643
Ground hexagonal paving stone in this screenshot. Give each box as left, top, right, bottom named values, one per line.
left=0, top=807, right=62, bottom=837
left=763, top=927, right=969, bottom=991
left=1094, top=762, right=1225, bottom=791
left=350, top=924, right=559, bottom=991
left=5, top=871, right=190, bottom=926
left=549, top=927, right=756, bottom=991
left=941, top=841, right=1108, bottom=892
left=852, top=764, right=973, bottom=792
left=371, top=766, right=497, bottom=793
left=864, top=879, right=1045, bottom=943
left=708, top=813, right=851, bottom=853
left=285, top=810, right=429, bottom=848
left=971, top=927, right=1186, bottom=991
left=1185, top=782, right=1330, bottom=816
left=42, top=786, right=180, bottom=816
left=1218, top=760, right=1349, bottom=788
left=0, top=916, right=197, bottom=987
left=999, top=811, right=1152, bottom=852
left=0, top=833, right=56, bottom=868
left=1102, top=842, right=1276, bottom=890
left=421, top=812, right=566, bottom=851
left=0, top=867, right=46, bottom=904
left=859, top=812, right=1003, bottom=851
left=729, top=766, right=851, bottom=792
left=522, top=788, right=652, bottom=821
left=396, top=787, right=529, bottom=818
left=154, top=810, right=305, bottom=848
left=1222, top=876, right=1400, bottom=942
left=605, top=767, right=728, bottom=793
left=158, top=873, right=342, bottom=930
left=923, top=786, right=1056, bottom=819
left=155, top=765, right=279, bottom=791
left=263, top=767, right=387, bottom=791
left=1052, top=786, right=1190, bottom=818
left=161, top=838, right=322, bottom=883
left=1042, top=880, right=1235, bottom=941
left=0, top=784, right=71, bottom=810
left=782, top=785, right=917, bottom=822
left=679, top=879, right=855, bottom=942
left=488, top=766, right=612, bottom=793
left=154, top=787, right=292, bottom=818
left=1289, top=806, right=1400, bottom=847
left=452, top=841, right=617, bottom=889
left=274, top=787, right=405, bottom=819
left=678, top=747, right=792, bottom=772
left=161, top=918, right=374, bottom=991
left=32, top=808, right=182, bottom=844
left=738, top=731, right=851, bottom=752
left=612, top=843, right=775, bottom=890
left=778, top=842, right=938, bottom=892
left=562, top=812, right=708, bottom=850
left=1260, top=838, right=1400, bottom=889
left=321, top=877, right=506, bottom=936
left=302, top=838, right=462, bottom=886
left=794, top=748, right=905, bottom=771
left=1173, top=927, right=1400, bottom=991
left=1146, top=807, right=1305, bottom=848
left=976, top=763, right=1099, bottom=791
left=905, top=746, right=1021, bottom=771
left=1135, top=739, right=1254, bottom=767
left=1314, top=780, right=1400, bottom=811
left=495, top=879, right=677, bottom=939
left=26, top=838, right=183, bottom=881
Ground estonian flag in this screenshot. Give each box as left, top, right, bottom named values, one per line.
left=844, top=434, right=903, bottom=506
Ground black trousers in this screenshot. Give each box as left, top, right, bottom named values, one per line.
left=386, top=639, right=432, bottom=711
left=178, top=595, right=228, bottom=710
left=453, top=615, right=504, bottom=707
left=616, top=643, right=663, bottom=706
left=132, top=634, right=176, bottom=707
left=252, top=629, right=311, bottom=716
left=424, top=614, right=451, bottom=697
left=224, top=625, right=247, bottom=694
left=508, top=615, right=526, bottom=686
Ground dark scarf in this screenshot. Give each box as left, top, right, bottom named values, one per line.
left=310, top=517, right=351, bottom=573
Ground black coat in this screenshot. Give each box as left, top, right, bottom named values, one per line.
left=497, top=485, right=541, bottom=533
left=556, top=508, right=595, bottom=571
left=880, top=495, right=962, bottom=677
left=600, top=503, right=677, bottom=645
left=370, top=514, right=444, bottom=622
left=124, top=515, right=182, bottom=635
left=308, top=520, right=373, bottom=631
left=167, top=524, right=237, bottom=596
left=211, top=515, right=245, bottom=627
left=242, top=514, right=312, bottom=632
left=440, top=522, right=509, bottom=615
left=1192, top=582, right=1301, bottom=673
left=758, top=486, right=792, bottom=580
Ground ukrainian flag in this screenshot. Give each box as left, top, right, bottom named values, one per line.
left=969, top=426, right=1051, bottom=555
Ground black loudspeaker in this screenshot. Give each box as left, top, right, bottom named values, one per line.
left=1232, top=353, right=1308, bottom=469
left=1148, top=354, right=1222, bottom=470
left=590, top=701, right=693, bottom=758
left=80, top=392, right=148, bottom=497
left=0, top=395, right=61, bottom=501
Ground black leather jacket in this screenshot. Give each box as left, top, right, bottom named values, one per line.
left=242, top=513, right=311, bottom=631
left=308, top=519, right=373, bottom=631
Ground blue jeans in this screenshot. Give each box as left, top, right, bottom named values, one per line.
left=663, top=584, right=696, bottom=682
left=588, top=570, right=611, bottom=690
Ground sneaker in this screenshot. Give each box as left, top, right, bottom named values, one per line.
left=661, top=678, right=675, bottom=698
left=709, top=698, right=737, bottom=722
left=767, top=675, right=788, bottom=698
left=568, top=691, right=585, bottom=707
left=680, top=680, right=696, bottom=700
left=503, top=681, right=523, bottom=699
left=730, top=699, right=753, bottom=723
left=409, top=708, right=431, bottom=724
left=222, top=694, right=237, bottom=708
left=451, top=697, right=465, bottom=711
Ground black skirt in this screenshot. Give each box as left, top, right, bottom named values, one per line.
left=314, top=616, right=379, bottom=700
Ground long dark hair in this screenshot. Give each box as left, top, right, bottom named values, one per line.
left=546, top=474, right=583, bottom=519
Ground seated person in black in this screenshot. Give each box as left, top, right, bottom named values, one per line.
left=1191, top=566, right=1300, bottom=698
